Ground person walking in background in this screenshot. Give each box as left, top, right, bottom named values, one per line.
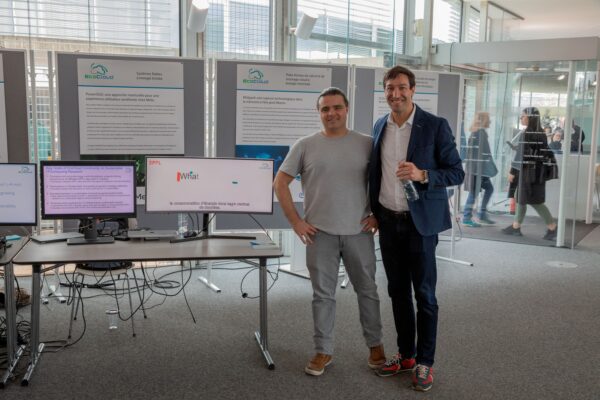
left=506, top=129, right=523, bottom=215
left=462, top=112, right=498, bottom=227
left=368, top=65, right=464, bottom=392
left=502, top=107, right=558, bottom=240
left=570, top=121, right=585, bottom=153
left=273, top=87, right=385, bottom=377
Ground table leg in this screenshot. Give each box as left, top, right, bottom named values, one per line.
left=254, top=257, right=274, bottom=370
left=21, top=263, right=45, bottom=386
left=1, top=261, right=25, bottom=387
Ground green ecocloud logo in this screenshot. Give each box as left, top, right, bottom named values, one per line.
left=243, top=68, right=269, bottom=84
left=84, top=63, right=114, bottom=80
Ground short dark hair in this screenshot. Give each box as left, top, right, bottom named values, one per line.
left=316, top=87, right=349, bottom=109
left=383, top=65, right=416, bottom=89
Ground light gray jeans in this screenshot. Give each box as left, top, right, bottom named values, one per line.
left=306, top=231, right=383, bottom=355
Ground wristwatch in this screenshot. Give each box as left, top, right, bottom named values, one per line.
left=421, top=170, right=429, bottom=184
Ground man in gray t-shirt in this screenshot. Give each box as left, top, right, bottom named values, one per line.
left=274, top=87, right=385, bottom=376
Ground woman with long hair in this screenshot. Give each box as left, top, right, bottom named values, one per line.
left=502, top=107, right=558, bottom=240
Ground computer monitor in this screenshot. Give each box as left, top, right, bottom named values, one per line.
left=40, top=160, right=136, bottom=245
left=0, top=163, right=37, bottom=226
left=145, top=157, right=274, bottom=214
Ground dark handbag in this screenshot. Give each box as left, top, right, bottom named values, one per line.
left=543, top=145, right=559, bottom=181
left=544, top=162, right=559, bottom=181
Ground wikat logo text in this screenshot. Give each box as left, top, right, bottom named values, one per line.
left=176, top=170, right=199, bottom=182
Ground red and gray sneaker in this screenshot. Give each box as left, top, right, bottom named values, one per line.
left=375, top=353, right=416, bottom=377
left=412, top=364, right=434, bottom=392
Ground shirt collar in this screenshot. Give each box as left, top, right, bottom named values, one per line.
left=387, top=104, right=416, bottom=129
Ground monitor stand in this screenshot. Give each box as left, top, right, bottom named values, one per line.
left=170, top=214, right=256, bottom=244
left=67, top=219, right=115, bottom=245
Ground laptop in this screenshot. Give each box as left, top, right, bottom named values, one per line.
left=31, top=232, right=84, bottom=244
left=127, top=229, right=178, bottom=240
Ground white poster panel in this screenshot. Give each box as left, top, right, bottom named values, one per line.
left=235, top=64, right=332, bottom=202
left=0, top=55, right=7, bottom=163
left=77, top=59, right=184, bottom=155
left=373, top=68, right=439, bottom=125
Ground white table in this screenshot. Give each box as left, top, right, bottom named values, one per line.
left=13, top=234, right=282, bottom=386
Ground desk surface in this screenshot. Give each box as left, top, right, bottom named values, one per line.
left=0, top=238, right=28, bottom=266
left=13, top=234, right=282, bottom=265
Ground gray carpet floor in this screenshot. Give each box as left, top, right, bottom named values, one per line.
left=2, top=237, right=600, bottom=399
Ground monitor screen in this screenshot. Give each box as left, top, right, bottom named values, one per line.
left=145, top=157, right=274, bottom=214
left=0, top=163, right=37, bottom=226
left=40, top=161, right=137, bottom=220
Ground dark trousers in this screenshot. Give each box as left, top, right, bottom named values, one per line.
left=377, top=208, right=439, bottom=367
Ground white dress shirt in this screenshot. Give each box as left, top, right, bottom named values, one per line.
left=378, top=106, right=416, bottom=212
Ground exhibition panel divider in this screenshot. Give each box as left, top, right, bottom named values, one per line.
left=214, top=60, right=349, bottom=231
left=0, top=49, right=28, bottom=164
left=56, top=53, right=205, bottom=230
left=0, top=49, right=30, bottom=238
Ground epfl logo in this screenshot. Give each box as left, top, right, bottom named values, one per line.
left=84, top=63, right=114, bottom=80
left=243, top=68, right=269, bottom=84
left=176, top=170, right=199, bottom=182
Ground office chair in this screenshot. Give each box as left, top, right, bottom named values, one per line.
left=67, top=219, right=147, bottom=338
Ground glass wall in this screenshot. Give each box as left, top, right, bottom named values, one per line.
left=295, top=0, right=405, bottom=65
left=457, top=59, right=597, bottom=248
left=463, top=5, right=480, bottom=43
left=0, top=0, right=180, bottom=163
left=432, top=0, right=461, bottom=44
left=205, top=0, right=271, bottom=59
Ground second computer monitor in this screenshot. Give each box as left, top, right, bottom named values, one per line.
left=0, top=163, right=37, bottom=226
left=40, top=160, right=136, bottom=244
left=145, top=157, right=274, bottom=214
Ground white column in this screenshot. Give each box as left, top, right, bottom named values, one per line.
left=585, top=62, right=600, bottom=223
left=557, top=62, right=576, bottom=247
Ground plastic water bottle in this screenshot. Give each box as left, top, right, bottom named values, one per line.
left=401, top=179, right=419, bottom=202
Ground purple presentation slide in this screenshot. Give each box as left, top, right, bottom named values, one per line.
left=43, top=165, right=135, bottom=216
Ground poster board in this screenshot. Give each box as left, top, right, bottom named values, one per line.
left=215, top=60, right=349, bottom=230
left=57, top=53, right=204, bottom=229
left=0, top=49, right=30, bottom=236
left=353, top=67, right=463, bottom=142
left=0, top=50, right=28, bottom=164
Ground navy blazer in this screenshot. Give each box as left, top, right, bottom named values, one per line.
left=369, top=105, right=464, bottom=236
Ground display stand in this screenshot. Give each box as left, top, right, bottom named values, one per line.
left=181, top=214, right=255, bottom=292
left=1, top=238, right=27, bottom=387
left=436, top=187, right=474, bottom=267
left=197, top=261, right=222, bottom=293
left=41, top=269, right=67, bottom=304
left=279, top=235, right=309, bottom=279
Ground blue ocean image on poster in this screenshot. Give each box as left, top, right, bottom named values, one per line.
left=235, top=145, right=288, bottom=174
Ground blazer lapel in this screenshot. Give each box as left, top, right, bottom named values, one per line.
left=406, top=105, right=423, bottom=161
left=374, top=113, right=390, bottom=151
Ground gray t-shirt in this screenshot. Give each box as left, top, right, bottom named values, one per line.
left=279, top=130, right=372, bottom=235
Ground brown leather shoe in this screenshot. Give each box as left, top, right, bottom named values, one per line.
left=368, top=344, right=386, bottom=369
left=305, top=353, right=333, bottom=376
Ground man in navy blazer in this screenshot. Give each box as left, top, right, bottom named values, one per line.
left=369, top=66, right=464, bottom=392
